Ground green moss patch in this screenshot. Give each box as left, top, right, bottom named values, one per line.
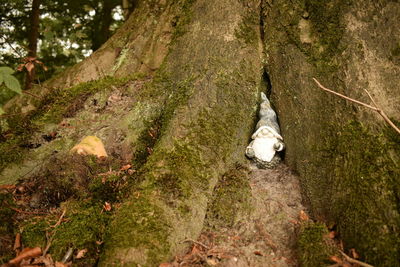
left=144, top=141, right=208, bottom=201
left=49, top=200, right=111, bottom=265
left=0, top=192, right=16, bottom=264
left=235, top=11, right=259, bottom=46
left=21, top=217, right=51, bottom=249
left=205, top=164, right=251, bottom=228
left=0, top=74, right=144, bottom=174
left=171, top=0, right=197, bottom=41
left=9, top=151, right=134, bottom=265
left=101, top=192, right=171, bottom=266
left=326, top=121, right=400, bottom=266
left=297, top=221, right=337, bottom=267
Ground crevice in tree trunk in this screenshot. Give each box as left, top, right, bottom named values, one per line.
left=258, top=1, right=272, bottom=98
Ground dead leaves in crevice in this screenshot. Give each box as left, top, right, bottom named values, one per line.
left=159, top=233, right=237, bottom=267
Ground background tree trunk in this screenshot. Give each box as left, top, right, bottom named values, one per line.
left=91, top=0, right=118, bottom=51
left=25, top=0, right=40, bottom=90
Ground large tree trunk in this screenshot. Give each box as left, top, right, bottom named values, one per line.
left=1, top=0, right=399, bottom=266
left=262, top=1, right=400, bottom=265
left=99, top=0, right=263, bottom=264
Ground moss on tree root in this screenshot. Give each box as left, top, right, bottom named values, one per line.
left=100, top=0, right=263, bottom=265
left=263, top=0, right=400, bottom=265
left=297, top=221, right=338, bottom=267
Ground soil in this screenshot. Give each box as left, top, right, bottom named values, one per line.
left=168, top=163, right=306, bottom=267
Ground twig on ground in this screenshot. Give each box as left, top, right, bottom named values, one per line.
left=180, top=239, right=210, bottom=250
left=42, top=231, right=54, bottom=256
left=13, top=233, right=21, bottom=253
left=22, top=90, right=40, bottom=99
left=51, top=208, right=66, bottom=228
left=43, top=209, right=67, bottom=256
left=313, top=78, right=400, bottom=135
left=340, top=250, right=375, bottom=267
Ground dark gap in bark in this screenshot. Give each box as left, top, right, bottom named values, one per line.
left=258, top=1, right=285, bottom=161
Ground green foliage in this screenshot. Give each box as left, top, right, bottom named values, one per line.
left=0, top=66, right=22, bottom=94
left=0, top=66, right=22, bottom=114
left=0, top=0, right=125, bottom=85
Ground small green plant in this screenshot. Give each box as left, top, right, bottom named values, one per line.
left=0, top=66, right=22, bottom=114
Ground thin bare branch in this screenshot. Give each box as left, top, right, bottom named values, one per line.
left=51, top=208, right=66, bottom=228
left=313, top=78, right=400, bottom=135
left=313, top=78, right=378, bottom=111
left=180, top=239, right=210, bottom=250
left=364, top=89, right=378, bottom=108
left=22, top=90, right=40, bottom=99
left=340, top=251, right=374, bottom=267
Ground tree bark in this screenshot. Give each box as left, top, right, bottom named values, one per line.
left=99, top=0, right=263, bottom=264
left=1, top=0, right=399, bottom=266
left=91, top=0, right=118, bottom=51
left=25, top=0, right=40, bottom=90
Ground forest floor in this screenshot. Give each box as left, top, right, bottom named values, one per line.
left=166, top=163, right=306, bottom=267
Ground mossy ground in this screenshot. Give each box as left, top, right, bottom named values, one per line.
left=297, top=221, right=338, bottom=267
left=0, top=73, right=145, bottom=174
left=1, top=153, right=132, bottom=264
left=0, top=192, right=16, bottom=264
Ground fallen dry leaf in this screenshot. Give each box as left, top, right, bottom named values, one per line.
left=103, top=202, right=112, bottom=211
left=0, top=184, right=16, bottom=190
left=31, top=254, right=54, bottom=266
left=55, top=261, right=69, bottom=267
left=254, top=250, right=263, bottom=256
left=120, top=164, right=132, bottom=171
left=13, top=233, right=21, bottom=252
left=8, top=247, right=42, bottom=265
left=299, top=210, right=309, bottom=221
left=25, top=62, right=34, bottom=74
left=159, top=263, right=173, bottom=267
left=329, top=255, right=343, bottom=264
left=205, top=258, right=218, bottom=266
left=76, top=248, right=88, bottom=259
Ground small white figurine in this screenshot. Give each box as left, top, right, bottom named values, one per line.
left=246, top=93, right=284, bottom=168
